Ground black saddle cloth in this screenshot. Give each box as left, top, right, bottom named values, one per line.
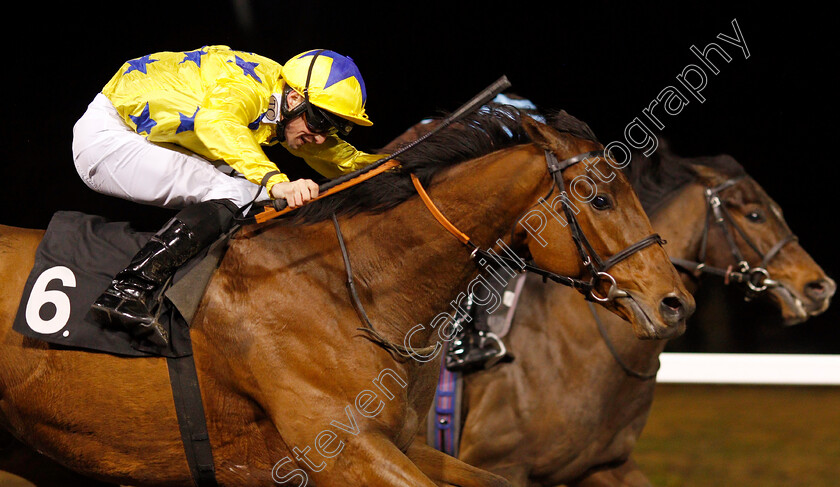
left=11, top=211, right=208, bottom=358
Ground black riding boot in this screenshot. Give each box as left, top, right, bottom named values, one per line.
left=445, top=303, right=507, bottom=373
left=90, top=199, right=238, bottom=346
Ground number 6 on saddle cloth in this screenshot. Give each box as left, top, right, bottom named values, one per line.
left=12, top=211, right=217, bottom=357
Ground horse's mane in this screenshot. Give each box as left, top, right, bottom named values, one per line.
left=625, top=140, right=746, bottom=215
left=281, top=104, right=599, bottom=225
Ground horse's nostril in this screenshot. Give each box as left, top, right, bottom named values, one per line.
left=662, top=296, right=682, bottom=311
left=659, top=295, right=687, bottom=325
left=804, top=278, right=836, bottom=301
left=806, top=281, right=824, bottom=295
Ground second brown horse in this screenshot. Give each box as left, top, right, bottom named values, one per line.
left=451, top=142, right=834, bottom=486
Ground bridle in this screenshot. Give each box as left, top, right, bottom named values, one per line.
left=590, top=175, right=799, bottom=381
left=412, top=148, right=665, bottom=303
left=331, top=147, right=666, bottom=359
left=670, top=176, right=798, bottom=300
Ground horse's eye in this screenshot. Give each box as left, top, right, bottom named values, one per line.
left=746, top=210, right=765, bottom=223
left=591, top=194, right=613, bottom=211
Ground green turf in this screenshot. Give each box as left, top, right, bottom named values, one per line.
left=3, top=384, right=838, bottom=486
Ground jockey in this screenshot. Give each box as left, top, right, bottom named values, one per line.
left=72, top=46, right=382, bottom=347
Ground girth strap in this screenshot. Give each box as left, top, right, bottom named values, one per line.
left=166, top=354, right=218, bottom=487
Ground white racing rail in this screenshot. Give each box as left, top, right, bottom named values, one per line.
left=656, top=353, right=840, bottom=386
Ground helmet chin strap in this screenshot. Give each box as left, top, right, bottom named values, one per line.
left=278, top=50, right=326, bottom=142
left=277, top=84, right=306, bottom=142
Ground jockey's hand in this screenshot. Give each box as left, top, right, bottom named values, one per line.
left=270, top=179, right=320, bottom=208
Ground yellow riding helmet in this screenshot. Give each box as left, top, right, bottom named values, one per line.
left=280, top=49, right=372, bottom=127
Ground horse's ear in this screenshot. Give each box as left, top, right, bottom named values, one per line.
left=688, top=163, right=719, bottom=184
left=522, top=115, right=574, bottom=153
left=687, top=155, right=741, bottom=186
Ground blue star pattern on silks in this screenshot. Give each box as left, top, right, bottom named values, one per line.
left=298, top=50, right=367, bottom=103
left=228, top=55, right=262, bottom=83
left=177, top=107, right=200, bottom=134
left=180, top=49, right=206, bottom=68
left=124, top=54, right=158, bottom=75
left=130, top=102, right=157, bottom=135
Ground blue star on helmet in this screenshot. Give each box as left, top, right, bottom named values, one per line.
left=130, top=102, right=157, bottom=135
left=228, top=55, right=262, bottom=83
left=180, top=49, right=206, bottom=68
left=176, top=107, right=199, bottom=134
left=298, top=50, right=367, bottom=103
left=124, top=54, right=158, bottom=75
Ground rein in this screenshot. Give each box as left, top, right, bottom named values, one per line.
left=330, top=213, right=437, bottom=358
left=252, top=76, right=512, bottom=224
left=543, top=150, right=665, bottom=302
left=593, top=175, right=799, bottom=380
left=670, top=176, right=798, bottom=300
left=412, top=149, right=665, bottom=303
left=328, top=147, right=664, bottom=358
left=587, top=301, right=659, bottom=380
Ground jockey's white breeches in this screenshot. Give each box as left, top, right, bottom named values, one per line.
left=72, top=93, right=268, bottom=209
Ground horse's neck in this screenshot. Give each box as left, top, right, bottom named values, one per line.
left=417, top=145, right=550, bottom=248
left=253, top=146, right=551, bottom=348
left=652, top=182, right=710, bottom=294
left=347, top=148, right=550, bottom=338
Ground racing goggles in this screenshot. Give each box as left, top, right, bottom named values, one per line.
left=303, top=103, right=353, bottom=137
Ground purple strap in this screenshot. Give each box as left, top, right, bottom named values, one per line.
left=432, top=355, right=461, bottom=456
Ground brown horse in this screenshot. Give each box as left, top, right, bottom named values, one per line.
left=447, top=144, right=834, bottom=486
left=0, top=108, right=691, bottom=486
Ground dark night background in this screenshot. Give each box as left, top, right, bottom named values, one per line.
left=2, top=2, right=836, bottom=353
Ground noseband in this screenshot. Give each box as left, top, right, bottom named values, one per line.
left=412, top=149, right=665, bottom=303
left=332, top=147, right=665, bottom=359
left=670, top=176, right=798, bottom=299
left=542, top=150, right=665, bottom=301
